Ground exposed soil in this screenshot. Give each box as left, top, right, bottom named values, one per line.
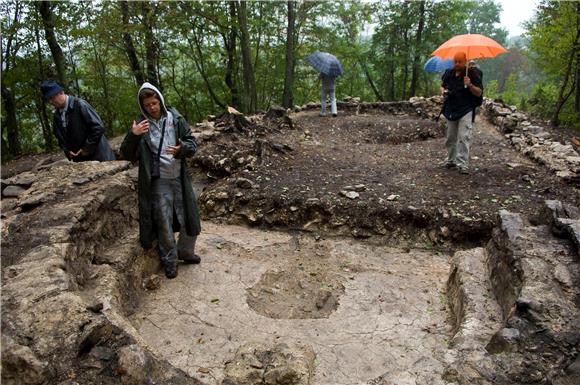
left=196, top=108, right=578, bottom=248
left=1, top=152, right=64, bottom=179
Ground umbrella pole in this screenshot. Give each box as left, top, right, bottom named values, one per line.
left=465, top=47, right=469, bottom=89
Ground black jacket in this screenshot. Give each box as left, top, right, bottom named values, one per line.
left=441, top=68, right=483, bottom=121
left=53, top=96, right=115, bottom=162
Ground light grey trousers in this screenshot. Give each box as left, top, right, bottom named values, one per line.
left=445, top=112, right=474, bottom=169
left=151, top=178, right=196, bottom=267
left=321, top=88, right=337, bottom=115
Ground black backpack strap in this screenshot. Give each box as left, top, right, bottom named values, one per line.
left=156, top=119, right=166, bottom=162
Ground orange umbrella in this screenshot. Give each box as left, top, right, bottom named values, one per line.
left=431, top=33, right=507, bottom=60
left=432, top=33, right=507, bottom=85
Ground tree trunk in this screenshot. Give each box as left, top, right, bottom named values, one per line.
left=35, top=25, right=55, bottom=151
left=282, top=1, right=296, bottom=108
left=409, top=0, right=425, bottom=97
left=91, top=41, right=114, bottom=137
left=120, top=1, right=145, bottom=85
left=38, top=1, right=67, bottom=86
left=552, top=27, right=579, bottom=126
left=188, top=36, right=227, bottom=109
left=170, top=61, right=189, bottom=119
left=141, top=1, right=159, bottom=88
left=388, top=58, right=395, bottom=101
left=574, top=50, right=580, bottom=113
left=359, top=60, right=384, bottom=101
left=401, top=70, right=408, bottom=100
left=235, top=0, right=257, bottom=113
left=1, top=84, right=21, bottom=156
left=65, top=30, right=81, bottom=95
left=224, top=1, right=240, bottom=108
left=575, top=1, right=579, bottom=113
left=2, top=1, right=22, bottom=158
left=254, top=2, right=264, bottom=73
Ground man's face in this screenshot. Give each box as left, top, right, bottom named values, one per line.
left=47, top=91, right=67, bottom=109
left=142, top=95, right=161, bottom=120
left=453, top=56, right=466, bottom=71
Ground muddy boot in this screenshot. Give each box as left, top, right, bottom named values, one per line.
left=164, top=260, right=178, bottom=279
left=179, top=253, right=201, bottom=264
left=161, top=250, right=178, bottom=279
left=177, top=235, right=200, bottom=264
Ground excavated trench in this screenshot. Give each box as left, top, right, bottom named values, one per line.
left=131, top=222, right=453, bottom=385
left=2, top=99, right=579, bottom=385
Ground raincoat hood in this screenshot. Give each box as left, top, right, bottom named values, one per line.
left=137, top=82, right=168, bottom=119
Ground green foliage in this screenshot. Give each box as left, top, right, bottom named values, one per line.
left=526, top=83, right=556, bottom=118
left=501, top=73, right=520, bottom=106
left=523, top=0, right=579, bottom=128
left=485, top=79, right=499, bottom=99
left=2, top=0, right=577, bottom=161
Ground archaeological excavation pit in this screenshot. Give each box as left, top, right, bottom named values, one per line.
left=2, top=99, right=579, bottom=385
left=131, top=223, right=452, bottom=385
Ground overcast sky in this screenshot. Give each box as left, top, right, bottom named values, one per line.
left=498, top=0, right=538, bottom=37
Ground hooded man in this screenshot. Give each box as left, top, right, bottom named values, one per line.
left=440, top=52, right=483, bottom=174
left=120, top=82, right=202, bottom=279
left=40, top=80, right=115, bottom=162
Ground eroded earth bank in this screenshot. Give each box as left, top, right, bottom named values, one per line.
left=2, top=97, right=579, bottom=385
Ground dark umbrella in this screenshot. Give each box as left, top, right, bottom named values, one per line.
left=306, top=51, right=344, bottom=77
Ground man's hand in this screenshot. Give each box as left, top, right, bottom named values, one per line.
left=69, top=149, right=88, bottom=157
left=464, top=76, right=482, bottom=96
left=132, top=120, right=149, bottom=136
left=166, top=139, right=181, bottom=157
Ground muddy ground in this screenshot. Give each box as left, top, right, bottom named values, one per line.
left=194, top=107, right=579, bottom=248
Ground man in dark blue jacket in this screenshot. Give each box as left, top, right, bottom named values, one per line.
left=440, top=52, right=483, bottom=174
left=41, top=80, right=115, bottom=162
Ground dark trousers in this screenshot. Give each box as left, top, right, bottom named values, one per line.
left=151, top=178, right=196, bottom=267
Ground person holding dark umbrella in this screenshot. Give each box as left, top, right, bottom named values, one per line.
left=306, top=51, right=344, bottom=117
left=319, top=73, right=337, bottom=117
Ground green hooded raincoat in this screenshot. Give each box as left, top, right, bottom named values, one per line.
left=120, top=83, right=201, bottom=249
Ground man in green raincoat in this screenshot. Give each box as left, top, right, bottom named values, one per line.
left=121, top=82, right=202, bottom=278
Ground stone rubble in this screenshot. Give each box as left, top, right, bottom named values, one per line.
left=445, top=200, right=580, bottom=385
left=223, top=343, right=315, bottom=385
left=1, top=161, right=203, bottom=385
left=482, top=99, right=580, bottom=185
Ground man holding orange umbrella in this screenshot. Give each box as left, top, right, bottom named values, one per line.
left=432, top=33, right=507, bottom=174
left=440, top=52, right=483, bottom=174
